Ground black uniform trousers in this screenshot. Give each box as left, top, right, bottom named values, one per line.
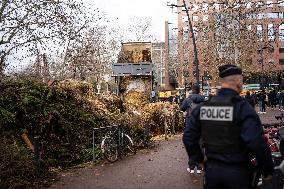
left=204, top=161, right=254, bottom=189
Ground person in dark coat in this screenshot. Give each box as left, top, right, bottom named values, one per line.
left=183, top=64, right=273, bottom=189
left=244, top=91, right=255, bottom=108
left=270, top=90, right=277, bottom=110
left=181, top=84, right=204, bottom=173
left=278, top=91, right=284, bottom=111
left=281, top=91, right=284, bottom=111
left=258, top=90, right=266, bottom=113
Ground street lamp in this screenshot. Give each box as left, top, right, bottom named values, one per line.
left=257, top=45, right=274, bottom=88
left=167, top=1, right=200, bottom=87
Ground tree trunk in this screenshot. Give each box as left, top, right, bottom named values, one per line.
left=0, top=55, right=6, bottom=77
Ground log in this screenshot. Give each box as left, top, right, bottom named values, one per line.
left=21, top=133, right=34, bottom=152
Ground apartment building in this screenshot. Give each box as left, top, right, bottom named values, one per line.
left=174, top=0, right=284, bottom=88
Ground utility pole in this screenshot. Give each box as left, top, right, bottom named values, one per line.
left=182, top=0, right=200, bottom=86
left=167, top=1, right=200, bottom=86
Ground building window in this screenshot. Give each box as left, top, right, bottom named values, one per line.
left=233, top=3, right=241, bottom=9
left=279, top=0, right=284, bottom=6
left=279, top=12, right=284, bottom=18
left=213, top=3, right=220, bottom=10
left=267, top=12, right=279, bottom=18
left=247, top=25, right=252, bottom=30
left=182, top=6, right=186, bottom=11
left=192, top=15, right=199, bottom=21
left=182, top=16, right=188, bottom=22
left=268, top=24, right=275, bottom=41
left=279, top=24, right=284, bottom=41
left=279, top=48, right=284, bottom=53
left=247, top=13, right=257, bottom=19
left=279, top=59, right=284, bottom=65
left=256, top=1, right=264, bottom=8
left=246, top=2, right=252, bottom=8
left=203, top=15, right=209, bottom=21
left=193, top=27, right=198, bottom=40
left=267, top=0, right=273, bottom=7
left=183, top=27, right=189, bottom=41
left=256, top=13, right=265, bottom=19
left=192, top=4, right=199, bottom=12
left=223, top=4, right=229, bottom=9
left=202, top=3, right=209, bottom=12
left=256, top=25, right=263, bottom=39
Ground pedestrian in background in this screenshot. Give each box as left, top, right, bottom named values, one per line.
left=209, top=87, right=218, bottom=97
left=183, top=64, right=273, bottom=189
left=258, top=90, right=266, bottom=114
left=150, top=89, right=156, bottom=102
left=279, top=90, right=284, bottom=111
left=277, top=91, right=281, bottom=108
left=262, top=90, right=267, bottom=113
left=257, top=91, right=262, bottom=113
left=245, top=91, right=255, bottom=108
left=251, top=92, right=257, bottom=107
left=270, top=90, right=277, bottom=110
left=181, top=84, right=204, bottom=174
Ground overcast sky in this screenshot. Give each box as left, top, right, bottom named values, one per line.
left=6, top=0, right=178, bottom=72
left=86, top=0, right=177, bottom=41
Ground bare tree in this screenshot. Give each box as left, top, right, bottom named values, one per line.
left=42, top=24, right=120, bottom=82
left=14, top=9, right=157, bottom=82
left=126, top=16, right=156, bottom=42
left=182, top=0, right=281, bottom=84
left=0, top=0, right=100, bottom=75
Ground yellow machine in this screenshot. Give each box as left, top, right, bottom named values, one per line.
left=240, top=84, right=262, bottom=96
left=158, top=90, right=179, bottom=98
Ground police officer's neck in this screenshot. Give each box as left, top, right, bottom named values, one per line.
left=221, top=83, right=241, bottom=94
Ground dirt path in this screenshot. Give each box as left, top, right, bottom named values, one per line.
left=49, top=109, right=282, bottom=189
left=49, top=135, right=202, bottom=189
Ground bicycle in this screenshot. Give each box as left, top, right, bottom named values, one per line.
left=97, top=124, right=136, bottom=162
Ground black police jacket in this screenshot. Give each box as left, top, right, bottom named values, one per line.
left=182, top=88, right=274, bottom=176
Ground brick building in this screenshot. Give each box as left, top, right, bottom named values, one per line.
left=170, top=0, right=284, bottom=89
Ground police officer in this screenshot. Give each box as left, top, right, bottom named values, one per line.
left=183, top=64, right=274, bottom=189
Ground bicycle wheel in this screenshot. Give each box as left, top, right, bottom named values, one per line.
left=101, top=137, right=118, bottom=162
left=122, top=134, right=136, bottom=155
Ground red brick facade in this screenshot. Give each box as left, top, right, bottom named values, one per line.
left=173, top=0, right=284, bottom=87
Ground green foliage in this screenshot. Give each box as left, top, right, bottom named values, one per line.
left=0, top=77, right=103, bottom=188
left=0, top=136, right=52, bottom=189
left=0, top=77, right=152, bottom=188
